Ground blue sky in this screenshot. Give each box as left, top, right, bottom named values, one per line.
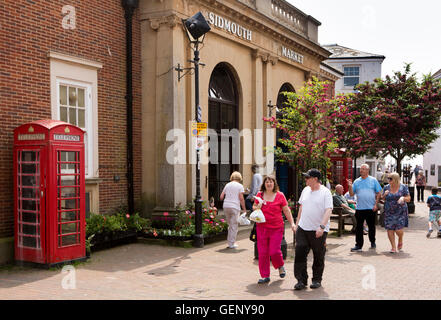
left=287, top=0, right=441, bottom=79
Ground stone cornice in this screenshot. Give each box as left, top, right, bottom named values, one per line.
left=252, top=49, right=278, bottom=65
left=48, top=51, right=103, bottom=69
left=149, top=13, right=181, bottom=30
left=196, top=0, right=330, bottom=61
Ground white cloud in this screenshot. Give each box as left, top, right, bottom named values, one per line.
left=286, top=0, right=441, bottom=77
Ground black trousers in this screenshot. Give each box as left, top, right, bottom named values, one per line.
left=294, top=227, right=327, bottom=284
left=416, top=186, right=425, bottom=202
left=245, top=198, right=254, bottom=211
left=355, top=209, right=376, bottom=248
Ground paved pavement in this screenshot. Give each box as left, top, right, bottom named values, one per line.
left=0, top=190, right=440, bottom=300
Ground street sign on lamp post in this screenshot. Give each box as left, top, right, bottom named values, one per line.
left=182, top=12, right=211, bottom=248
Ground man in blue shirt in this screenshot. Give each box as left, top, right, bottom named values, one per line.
left=347, top=164, right=382, bottom=252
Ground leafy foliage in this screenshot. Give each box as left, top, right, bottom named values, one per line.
left=86, top=212, right=151, bottom=238
left=264, top=77, right=339, bottom=186
left=332, top=64, right=441, bottom=174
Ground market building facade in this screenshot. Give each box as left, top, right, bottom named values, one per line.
left=141, top=0, right=338, bottom=213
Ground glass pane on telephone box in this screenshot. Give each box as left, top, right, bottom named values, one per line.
left=17, top=150, right=41, bottom=249
left=57, top=151, right=80, bottom=247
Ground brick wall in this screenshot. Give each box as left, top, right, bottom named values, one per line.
left=0, top=0, right=142, bottom=237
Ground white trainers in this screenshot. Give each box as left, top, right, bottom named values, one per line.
left=227, top=244, right=238, bottom=249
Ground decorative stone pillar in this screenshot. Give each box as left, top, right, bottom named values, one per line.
left=148, top=14, right=187, bottom=213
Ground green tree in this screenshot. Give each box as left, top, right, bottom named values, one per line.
left=332, top=64, right=441, bottom=175
left=264, top=77, right=339, bottom=198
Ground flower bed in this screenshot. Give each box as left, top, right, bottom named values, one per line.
left=86, top=212, right=151, bottom=254
left=86, top=201, right=231, bottom=252
left=139, top=202, right=229, bottom=245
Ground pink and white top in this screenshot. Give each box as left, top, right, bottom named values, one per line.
left=254, top=191, right=288, bottom=229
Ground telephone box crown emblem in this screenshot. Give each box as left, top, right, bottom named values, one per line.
left=28, top=126, right=34, bottom=133
left=65, top=127, right=70, bottom=133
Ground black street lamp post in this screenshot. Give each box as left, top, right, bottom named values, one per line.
left=182, top=12, right=211, bottom=248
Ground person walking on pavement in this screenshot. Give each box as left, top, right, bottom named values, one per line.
left=426, top=187, right=441, bottom=238
left=381, top=172, right=410, bottom=253
left=253, top=175, right=295, bottom=284
left=245, top=164, right=263, bottom=211
left=416, top=170, right=426, bottom=202
left=348, top=164, right=382, bottom=252
left=293, top=169, right=333, bottom=290
left=220, top=171, right=247, bottom=249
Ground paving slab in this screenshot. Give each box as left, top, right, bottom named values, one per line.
left=0, top=190, right=439, bottom=300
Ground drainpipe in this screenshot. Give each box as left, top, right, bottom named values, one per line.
left=122, top=0, right=138, bottom=215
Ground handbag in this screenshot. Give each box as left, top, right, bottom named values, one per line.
left=249, top=223, right=257, bottom=242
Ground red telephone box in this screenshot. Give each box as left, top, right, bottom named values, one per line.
left=14, top=120, right=86, bottom=266
left=329, top=149, right=353, bottom=193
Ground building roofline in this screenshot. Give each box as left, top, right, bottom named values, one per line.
left=326, top=56, right=386, bottom=61
left=321, top=43, right=385, bottom=60
left=320, top=62, right=344, bottom=76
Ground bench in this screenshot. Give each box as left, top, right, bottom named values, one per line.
left=330, top=207, right=382, bottom=237
left=330, top=207, right=350, bottom=237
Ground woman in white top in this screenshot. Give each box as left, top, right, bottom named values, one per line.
left=220, top=171, right=247, bottom=249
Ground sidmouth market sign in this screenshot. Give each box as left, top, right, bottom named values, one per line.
left=207, top=12, right=253, bottom=42
left=281, top=46, right=304, bottom=64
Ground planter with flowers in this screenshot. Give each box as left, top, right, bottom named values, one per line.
left=140, top=201, right=229, bottom=245
left=86, top=212, right=151, bottom=253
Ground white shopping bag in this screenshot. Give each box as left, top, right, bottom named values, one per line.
left=249, top=196, right=266, bottom=223
left=250, top=209, right=266, bottom=223
left=238, top=212, right=251, bottom=226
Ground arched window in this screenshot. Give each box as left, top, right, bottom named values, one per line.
left=275, top=83, right=295, bottom=199
left=208, top=64, right=239, bottom=208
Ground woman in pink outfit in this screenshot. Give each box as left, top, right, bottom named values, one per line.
left=253, top=175, right=296, bottom=284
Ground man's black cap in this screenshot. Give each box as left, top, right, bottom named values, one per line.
left=302, top=168, right=321, bottom=179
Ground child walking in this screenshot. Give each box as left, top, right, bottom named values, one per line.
left=426, top=187, right=441, bottom=238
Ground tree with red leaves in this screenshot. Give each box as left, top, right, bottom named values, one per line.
left=264, top=77, right=339, bottom=183
left=332, top=64, right=441, bottom=176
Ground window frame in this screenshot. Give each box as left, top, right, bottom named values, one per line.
left=343, top=65, right=361, bottom=88
left=56, top=78, right=93, bottom=178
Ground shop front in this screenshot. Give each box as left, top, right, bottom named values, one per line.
left=140, top=0, right=338, bottom=212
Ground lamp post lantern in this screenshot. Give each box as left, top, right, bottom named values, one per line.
left=182, top=12, right=211, bottom=248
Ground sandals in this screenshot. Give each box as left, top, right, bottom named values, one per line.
left=397, top=243, right=403, bottom=252
left=389, top=248, right=397, bottom=254
left=258, top=277, right=270, bottom=284
left=279, top=266, right=286, bottom=278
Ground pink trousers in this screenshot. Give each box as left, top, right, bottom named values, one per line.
left=256, top=225, right=284, bottom=278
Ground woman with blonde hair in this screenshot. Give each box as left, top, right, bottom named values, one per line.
left=220, top=171, right=247, bottom=249
left=253, top=175, right=296, bottom=284
left=381, top=172, right=411, bottom=253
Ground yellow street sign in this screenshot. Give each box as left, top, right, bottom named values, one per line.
left=191, top=122, right=207, bottom=137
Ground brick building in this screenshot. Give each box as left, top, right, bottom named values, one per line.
left=0, top=0, right=142, bottom=263
left=0, top=0, right=340, bottom=264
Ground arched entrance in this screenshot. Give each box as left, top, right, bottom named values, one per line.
left=208, top=63, right=239, bottom=208
left=275, top=83, right=296, bottom=200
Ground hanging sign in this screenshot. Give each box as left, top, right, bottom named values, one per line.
left=191, top=122, right=208, bottom=137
